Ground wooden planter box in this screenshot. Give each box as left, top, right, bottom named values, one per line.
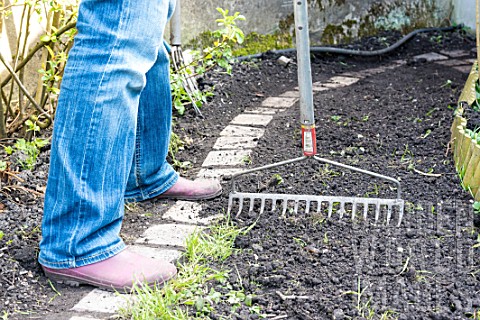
left=451, top=62, right=480, bottom=201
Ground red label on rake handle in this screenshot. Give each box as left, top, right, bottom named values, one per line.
left=301, top=125, right=317, bottom=156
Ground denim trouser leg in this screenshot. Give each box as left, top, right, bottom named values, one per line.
left=39, top=0, right=176, bottom=269
left=124, top=48, right=178, bottom=202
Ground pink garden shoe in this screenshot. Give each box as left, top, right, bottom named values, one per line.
left=42, top=248, right=177, bottom=292
left=155, top=177, right=222, bottom=200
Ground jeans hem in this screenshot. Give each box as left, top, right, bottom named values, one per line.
left=124, top=172, right=178, bottom=202
left=38, top=241, right=126, bottom=269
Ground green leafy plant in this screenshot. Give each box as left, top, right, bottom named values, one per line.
left=168, top=130, right=191, bottom=170
left=5, top=138, right=48, bottom=170
left=331, top=115, right=342, bottom=122
left=465, top=127, right=480, bottom=144
left=272, top=173, right=284, bottom=185
left=242, top=155, right=252, bottom=165
left=473, top=80, right=480, bottom=112
left=474, top=202, right=480, bottom=214
left=171, top=8, right=246, bottom=115
left=0, top=230, right=4, bottom=241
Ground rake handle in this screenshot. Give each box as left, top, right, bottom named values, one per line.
left=170, top=0, right=182, bottom=46
left=294, top=0, right=317, bottom=157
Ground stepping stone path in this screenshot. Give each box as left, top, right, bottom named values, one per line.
left=62, top=51, right=473, bottom=319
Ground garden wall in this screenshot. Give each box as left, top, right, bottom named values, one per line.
left=181, top=0, right=453, bottom=44
left=452, top=0, right=476, bottom=30
left=0, top=0, right=464, bottom=83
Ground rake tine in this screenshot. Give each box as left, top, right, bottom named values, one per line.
left=282, top=200, right=288, bottom=217
left=351, top=202, right=357, bottom=220
left=339, top=202, right=345, bottom=219
left=305, top=201, right=311, bottom=214
left=363, top=203, right=369, bottom=220
left=227, top=196, right=233, bottom=215
left=386, top=205, right=392, bottom=226
left=328, top=201, right=333, bottom=218
left=272, top=198, right=277, bottom=212
left=260, top=198, right=266, bottom=214
left=316, top=201, right=321, bottom=213
left=236, top=198, right=244, bottom=217
left=374, top=203, right=381, bottom=225
left=397, top=204, right=404, bottom=227
left=294, top=201, right=299, bottom=214
left=249, top=197, right=255, bottom=212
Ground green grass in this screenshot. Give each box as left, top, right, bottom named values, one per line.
left=118, top=216, right=263, bottom=319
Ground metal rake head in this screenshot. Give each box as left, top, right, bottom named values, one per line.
left=228, top=156, right=405, bottom=227
left=228, top=192, right=404, bottom=226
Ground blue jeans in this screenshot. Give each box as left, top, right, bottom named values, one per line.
left=39, top=0, right=178, bottom=269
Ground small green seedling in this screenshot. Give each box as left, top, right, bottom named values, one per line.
left=293, top=237, right=307, bottom=247
left=242, top=155, right=252, bottom=165
left=440, top=80, right=452, bottom=88
left=323, top=232, right=329, bottom=245
left=272, top=173, right=284, bottom=185
left=331, top=115, right=342, bottom=122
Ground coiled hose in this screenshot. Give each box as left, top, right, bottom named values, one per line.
left=236, top=25, right=462, bottom=61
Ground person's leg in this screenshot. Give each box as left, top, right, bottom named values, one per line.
left=39, top=0, right=175, bottom=280
left=123, top=41, right=178, bottom=201
left=123, top=45, right=222, bottom=202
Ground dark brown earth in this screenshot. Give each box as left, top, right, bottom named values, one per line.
left=0, top=28, right=479, bottom=319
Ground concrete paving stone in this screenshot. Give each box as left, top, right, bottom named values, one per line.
left=136, top=223, right=200, bottom=247
left=383, top=63, right=404, bottom=70
left=413, top=52, right=448, bottom=62
left=72, top=289, right=129, bottom=313
left=163, top=200, right=221, bottom=225
left=453, top=65, right=473, bottom=74
left=220, top=125, right=265, bottom=138
left=231, top=114, right=273, bottom=126
left=197, top=168, right=244, bottom=179
left=244, top=107, right=283, bottom=115
left=435, top=59, right=470, bottom=67
left=129, top=245, right=182, bottom=262
left=362, top=66, right=388, bottom=76
left=339, top=71, right=366, bottom=78
left=320, top=82, right=344, bottom=89
left=311, top=83, right=330, bottom=92
left=326, top=76, right=360, bottom=86
left=440, top=49, right=470, bottom=58
left=393, top=59, right=407, bottom=65
left=202, top=149, right=252, bottom=167
left=279, top=90, right=300, bottom=98
left=261, top=96, right=298, bottom=108
left=213, top=136, right=259, bottom=150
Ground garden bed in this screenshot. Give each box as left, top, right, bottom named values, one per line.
left=0, top=29, right=479, bottom=319
left=451, top=63, right=480, bottom=202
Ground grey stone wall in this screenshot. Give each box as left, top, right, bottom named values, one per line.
left=178, top=0, right=453, bottom=45
left=452, top=0, right=476, bottom=30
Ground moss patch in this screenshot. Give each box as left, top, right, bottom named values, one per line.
left=232, top=32, right=293, bottom=57
left=187, top=31, right=293, bottom=57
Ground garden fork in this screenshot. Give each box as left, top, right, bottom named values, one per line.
left=170, top=0, right=202, bottom=116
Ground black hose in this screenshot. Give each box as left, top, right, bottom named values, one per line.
left=236, top=25, right=462, bottom=61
